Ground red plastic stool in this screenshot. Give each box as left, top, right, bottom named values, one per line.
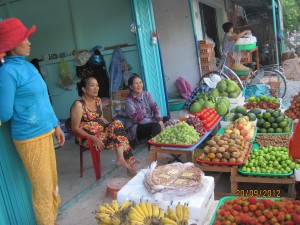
left=105, top=178, right=130, bottom=199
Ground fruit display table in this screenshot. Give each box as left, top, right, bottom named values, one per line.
left=196, top=163, right=296, bottom=199
left=149, top=120, right=221, bottom=163
left=231, top=172, right=296, bottom=199
left=196, top=164, right=238, bottom=198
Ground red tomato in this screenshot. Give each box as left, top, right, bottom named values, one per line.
left=204, top=121, right=214, bottom=130
left=208, top=108, right=215, bottom=114
left=200, top=111, right=209, bottom=120
left=195, top=112, right=202, bottom=118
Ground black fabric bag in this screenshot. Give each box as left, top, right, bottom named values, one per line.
left=74, top=49, right=94, bottom=78
left=76, top=63, right=94, bottom=78
left=88, top=49, right=110, bottom=98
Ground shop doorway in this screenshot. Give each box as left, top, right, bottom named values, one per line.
left=199, top=3, right=220, bottom=58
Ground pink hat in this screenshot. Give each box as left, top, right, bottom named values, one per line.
left=0, top=18, right=36, bottom=54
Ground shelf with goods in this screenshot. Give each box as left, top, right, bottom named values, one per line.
left=193, top=108, right=296, bottom=199
left=195, top=148, right=296, bottom=199
left=198, top=40, right=216, bottom=75
left=149, top=116, right=222, bottom=163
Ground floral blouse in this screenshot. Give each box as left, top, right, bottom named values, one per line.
left=125, top=91, right=162, bottom=141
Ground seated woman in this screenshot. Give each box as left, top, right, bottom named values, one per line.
left=70, top=76, right=136, bottom=176
left=125, top=74, right=165, bottom=144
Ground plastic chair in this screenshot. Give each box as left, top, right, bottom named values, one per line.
left=65, top=118, right=101, bottom=180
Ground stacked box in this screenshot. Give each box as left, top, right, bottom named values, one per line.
left=113, top=89, right=130, bottom=100
left=117, top=169, right=214, bottom=224
left=198, top=41, right=216, bottom=74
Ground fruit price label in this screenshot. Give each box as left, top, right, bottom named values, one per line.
left=235, top=189, right=281, bottom=198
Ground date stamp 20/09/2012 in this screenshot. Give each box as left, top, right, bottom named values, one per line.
left=236, top=189, right=281, bottom=198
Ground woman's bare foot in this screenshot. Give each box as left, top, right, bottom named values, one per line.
left=116, top=159, right=137, bottom=177
left=116, top=159, right=129, bottom=168
left=127, top=167, right=137, bottom=177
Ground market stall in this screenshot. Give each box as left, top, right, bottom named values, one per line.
left=93, top=76, right=300, bottom=224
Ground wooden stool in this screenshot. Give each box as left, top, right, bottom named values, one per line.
left=105, top=178, right=130, bottom=199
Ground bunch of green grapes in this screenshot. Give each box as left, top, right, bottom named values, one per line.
left=152, top=122, right=199, bottom=144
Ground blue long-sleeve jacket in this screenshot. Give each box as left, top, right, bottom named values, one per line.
left=0, top=56, right=59, bottom=140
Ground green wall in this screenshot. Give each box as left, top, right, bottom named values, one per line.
left=0, top=0, right=141, bottom=119
left=0, top=123, right=37, bottom=225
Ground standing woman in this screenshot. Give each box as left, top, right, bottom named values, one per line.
left=222, top=22, right=251, bottom=74
left=70, top=76, right=136, bottom=176
left=0, top=18, right=65, bottom=225
left=125, top=74, right=164, bottom=144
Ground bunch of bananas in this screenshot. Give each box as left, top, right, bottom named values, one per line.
left=161, top=202, right=189, bottom=225
left=128, top=200, right=164, bottom=225
left=128, top=200, right=189, bottom=225
left=95, top=200, right=132, bottom=225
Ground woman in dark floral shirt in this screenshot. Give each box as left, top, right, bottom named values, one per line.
left=70, top=77, right=136, bottom=176
left=125, top=74, right=164, bottom=142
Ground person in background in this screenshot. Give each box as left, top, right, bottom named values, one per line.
left=222, top=22, right=251, bottom=74
left=0, top=18, right=65, bottom=225
left=70, top=76, right=136, bottom=176
left=125, top=74, right=166, bottom=145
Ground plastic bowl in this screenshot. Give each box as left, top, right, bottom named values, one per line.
left=168, top=98, right=186, bottom=111
left=235, top=42, right=256, bottom=51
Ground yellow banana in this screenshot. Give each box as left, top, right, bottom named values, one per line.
left=111, top=200, right=119, bottom=212
left=129, top=211, right=144, bottom=223
left=183, top=203, right=189, bottom=222
left=139, top=200, right=149, bottom=218
left=167, top=206, right=178, bottom=222
left=152, top=203, right=159, bottom=218
left=98, top=205, right=114, bottom=215
left=103, top=203, right=116, bottom=213
left=176, top=202, right=183, bottom=221
left=130, top=207, right=144, bottom=220
left=119, top=200, right=131, bottom=211
left=96, top=212, right=112, bottom=224
left=110, top=215, right=121, bottom=225
left=130, top=221, right=144, bottom=225
left=158, top=208, right=165, bottom=219
left=161, top=217, right=178, bottom=225
left=133, top=203, right=146, bottom=218
left=146, top=200, right=152, bottom=218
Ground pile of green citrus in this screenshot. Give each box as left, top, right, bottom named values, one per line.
left=256, top=109, right=292, bottom=133
left=241, top=146, right=299, bottom=174
left=246, top=95, right=280, bottom=103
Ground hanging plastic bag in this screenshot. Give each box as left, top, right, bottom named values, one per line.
left=176, top=76, right=193, bottom=100
left=58, top=58, right=75, bottom=89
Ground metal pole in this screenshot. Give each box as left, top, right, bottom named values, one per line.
left=189, top=0, right=202, bottom=77
left=272, top=0, right=280, bottom=67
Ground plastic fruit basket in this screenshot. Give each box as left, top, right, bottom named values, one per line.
left=234, top=70, right=250, bottom=76
left=235, top=42, right=256, bottom=51
left=168, top=98, right=186, bottom=111
left=238, top=143, right=294, bottom=177
left=209, top=196, right=280, bottom=225
left=196, top=143, right=252, bottom=166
